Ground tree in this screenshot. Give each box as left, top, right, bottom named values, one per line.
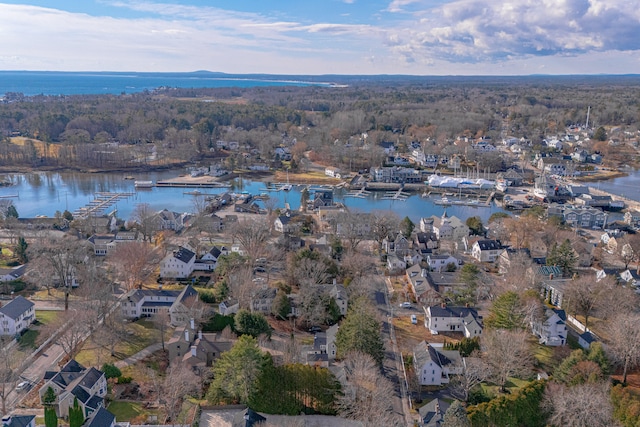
left=162, top=361, right=198, bottom=426
left=543, top=382, right=613, bottom=427
left=466, top=216, right=484, bottom=236
left=336, top=351, right=402, bottom=427
left=606, top=313, right=640, bottom=384
left=0, top=337, right=18, bottom=415
left=234, top=309, right=271, bottom=338
left=271, top=291, right=291, bottom=320
left=101, top=363, right=122, bottom=380
left=547, top=239, right=578, bottom=277
left=152, top=309, right=171, bottom=351
left=39, top=310, right=90, bottom=360
left=399, top=216, right=415, bottom=239
left=482, top=329, right=534, bottom=392
left=562, top=275, right=604, bottom=329
left=442, top=400, right=471, bottom=427
left=335, top=297, right=384, bottom=365
left=6, top=204, right=18, bottom=219
left=207, top=335, right=268, bottom=404
left=130, top=203, right=159, bottom=242
left=230, top=217, right=271, bottom=262
left=107, top=241, right=156, bottom=291
left=449, top=355, right=490, bottom=402
left=299, top=187, right=309, bottom=211
left=69, top=397, right=84, bottom=427
left=44, top=407, right=58, bottom=427
left=485, top=291, right=526, bottom=330
left=594, top=126, right=607, bottom=141
left=370, top=211, right=400, bottom=250
left=15, top=236, right=28, bottom=263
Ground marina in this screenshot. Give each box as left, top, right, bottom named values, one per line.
left=73, top=192, right=135, bottom=219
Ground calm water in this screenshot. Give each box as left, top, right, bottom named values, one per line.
left=0, top=171, right=506, bottom=223
left=586, top=168, right=640, bottom=201
left=0, top=71, right=331, bottom=97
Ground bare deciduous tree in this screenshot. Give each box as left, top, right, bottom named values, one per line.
left=153, top=309, right=171, bottom=351
left=449, top=354, right=491, bottom=402
left=40, top=310, right=91, bottom=359
left=562, top=275, right=605, bottom=329
left=161, top=361, right=198, bottom=426
left=606, top=312, right=640, bottom=384
left=337, top=351, right=403, bottom=427
left=130, top=203, right=158, bottom=242
left=230, top=217, right=271, bottom=263
left=543, top=382, right=614, bottom=427
left=108, top=241, right=156, bottom=291
left=0, top=337, right=18, bottom=415
left=482, top=329, right=534, bottom=392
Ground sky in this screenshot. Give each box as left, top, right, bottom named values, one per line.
left=0, top=0, right=639, bottom=75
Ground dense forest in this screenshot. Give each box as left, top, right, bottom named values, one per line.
left=1, top=76, right=639, bottom=170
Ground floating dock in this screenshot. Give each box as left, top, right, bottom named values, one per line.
left=73, top=192, right=134, bottom=219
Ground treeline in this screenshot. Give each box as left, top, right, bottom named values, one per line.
left=1, top=76, right=640, bottom=170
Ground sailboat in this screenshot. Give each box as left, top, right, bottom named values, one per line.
left=280, top=169, right=292, bottom=191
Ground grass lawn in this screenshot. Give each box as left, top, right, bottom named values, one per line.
left=531, top=340, right=555, bottom=372
left=479, top=377, right=531, bottom=399
left=36, top=310, right=61, bottom=325
left=75, top=319, right=160, bottom=367
left=107, top=401, right=158, bottom=423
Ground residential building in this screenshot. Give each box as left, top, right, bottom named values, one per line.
left=370, top=166, right=425, bottom=183
left=87, top=234, right=116, bottom=256
left=167, top=325, right=233, bottom=370
left=218, top=299, right=239, bottom=316
left=160, top=246, right=196, bottom=279
left=531, top=308, right=568, bottom=346
left=154, top=209, right=187, bottom=231
left=624, top=209, right=640, bottom=226
left=386, top=254, right=406, bottom=272
left=471, top=239, right=503, bottom=262
left=0, top=415, right=35, bottom=427
left=324, top=167, right=342, bottom=178
left=0, top=265, right=26, bottom=282
left=274, top=212, right=302, bottom=234
left=0, top=296, right=35, bottom=336
left=383, top=233, right=411, bottom=257
left=83, top=407, right=116, bottom=427
left=251, top=288, right=277, bottom=314
left=550, top=205, right=606, bottom=229
left=406, top=264, right=441, bottom=306
left=413, top=341, right=462, bottom=386
left=426, top=254, right=459, bottom=272
left=424, top=305, right=483, bottom=338
left=39, top=360, right=107, bottom=419
left=419, top=398, right=450, bottom=427
left=168, top=285, right=201, bottom=326
left=421, top=213, right=469, bottom=241
left=120, top=288, right=181, bottom=319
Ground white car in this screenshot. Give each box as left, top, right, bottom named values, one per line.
left=399, top=302, right=412, bottom=308
left=16, top=381, right=30, bottom=391
left=411, top=315, right=418, bottom=324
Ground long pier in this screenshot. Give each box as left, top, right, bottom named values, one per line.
left=381, top=188, right=411, bottom=201
left=344, top=187, right=371, bottom=199
left=73, top=192, right=134, bottom=219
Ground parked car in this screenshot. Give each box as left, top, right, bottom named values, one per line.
left=399, top=302, right=412, bottom=308
left=308, top=326, right=322, bottom=333
left=411, top=315, right=418, bottom=324
left=16, top=381, right=30, bottom=392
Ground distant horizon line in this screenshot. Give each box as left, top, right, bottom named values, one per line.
left=1, top=70, right=640, bottom=78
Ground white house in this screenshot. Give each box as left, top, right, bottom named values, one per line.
left=531, top=308, right=568, bottom=346
left=324, top=167, right=342, bottom=178
left=1, top=415, right=36, bottom=427
left=160, top=246, right=196, bottom=279
left=424, top=305, right=483, bottom=338
left=426, top=254, right=459, bottom=272
left=471, top=239, right=503, bottom=262
left=0, top=296, right=35, bottom=336
left=413, top=341, right=462, bottom=386
left=120, top=288, right=181, bottom=319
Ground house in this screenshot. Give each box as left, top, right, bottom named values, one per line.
left=421, top=213, right=470, bottom=241
left=83, top=407, right=116, bottom=427
left=406, top=264, right=441, bottom=305
left=154, top=209, right=187, bottom=231
left=324, top=167, right=342, bottom=178
left=0, top=415, right=35, bottom=427
left=306, top=333, right=329, bottom=368
left=471, top=239, right=503, bottom=262
left=87, top=234, right=116, bottom=256
left=383, top=233, right=411, bottom=257
left=274, top=212, right=302, bottom=234
left=555, top=206, right=606, bottom=229
left=578, top=331, right=597, bottom=350
left=169, top=285, right=201, bottom=326
left=251, top=288, right=277, bottom=314
left=619, top=269, right=640, bottom=287
left=328, top=281, right=349, bottom=316
left=0, top=265, right=26, bottom=282
left=495, top=168, right=524, bottom=187
left=386, top=254, right=406, bottom=272
left=379, top=141, right=396, bottom=155
left=537, top=157, right=574, bottom=176
left=312, top=190, right=334, bottom=209
left=424, top=305, right=483, bottom=338
left=413, top=341, right=462, bottom=386
left=625, top=210, right=640, bottom=226
left=167, top=325, right=234, bottom=369
left=531, top=308, right=567, bottom=346
left=160, top=246, right=196, bottom=279
left=426, top=254, right=459, bottom=272
left=415, top=232, right=439, bottom=252
left=419, top=398, right=450, bottom=427
left=497, top=247, right=531, bottom=274
left=39, top=360, right=107, bottom=419
left=120, top=288, right=181, bottom=319
left=0, top=296, right=35, bottom=336
left=218, top=299, right=239, bottom=316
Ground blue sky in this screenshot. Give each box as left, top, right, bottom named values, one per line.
left=1, top=0, right=639, bottom=75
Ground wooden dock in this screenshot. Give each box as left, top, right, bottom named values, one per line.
left=345, top=188, right=372, bottom=199
left=73, top=192, right=134, bottom=219
left=381, top=188, right=410, bottom=201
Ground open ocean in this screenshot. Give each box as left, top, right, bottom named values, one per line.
left=0, top=71, right=332, bottom=97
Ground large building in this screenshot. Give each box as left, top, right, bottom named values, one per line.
left=0, top=296, right=35, bottom=336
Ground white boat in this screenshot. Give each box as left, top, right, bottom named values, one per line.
left=134, top=180, right=153, bottom=188
left=434, top=196, right=451, bottom=206
left=280, top=184, right=292, bottom=192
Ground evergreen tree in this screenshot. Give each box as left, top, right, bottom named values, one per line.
left=400, top=216, right=415, bottom=238
left=44, top=407, right=58, bottom=427
left=466, top=216, right=485, bottom=236
left=299, top=187, right=309, bottom=211
left=271, top=291, right=291, bottom=320
left=234, top=309, right=271, bottom=338
left=485, top=291, right=525, bottom=330
left=68, top=397, right=84, bottom=427
left=101, top=363, right=122, bottom=379
left=6, top=205, right=18, bottom=218
left=15, top=237, right=28, bottom=263
left=547, top=239, right=578, bottom=276
left=335, top=297, right=384, bottom=365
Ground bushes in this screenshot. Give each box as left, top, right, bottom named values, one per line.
left=201, top=313, right=235, bottom=332
left=101, top=363, right=122, bottom=380
left=611, top=385, right=640, bottom=427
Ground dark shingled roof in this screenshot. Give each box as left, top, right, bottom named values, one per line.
left=476, top=239, right=502, bottom=251
left=173, top=247, right=195, bottom=264
left=2, top=415, right=36, bottom=427
left=0, top=296, right=34, bottom=320
left=79, top=368, right=104, bottom=389
left=427, top=305, right=479, bottom=320
left=177, top=284, right=198, bottom=304
left=85, top=395, right=104, bottom=410
left=85, top=407, right=115, bottom=427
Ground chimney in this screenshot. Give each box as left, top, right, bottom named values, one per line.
left=190, top=318, right=195, bottom=330
left=191, top=345, right=197, bottom=357
left=441, top=302, right=446, bottom=309
left=198, top=330, right=203, bottom=340
left=333, top=278, right=337, bottom=286
left=184, top=329, right=189, bottom=342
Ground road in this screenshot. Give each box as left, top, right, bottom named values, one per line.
left=374, top=279, right=416, bottom=426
